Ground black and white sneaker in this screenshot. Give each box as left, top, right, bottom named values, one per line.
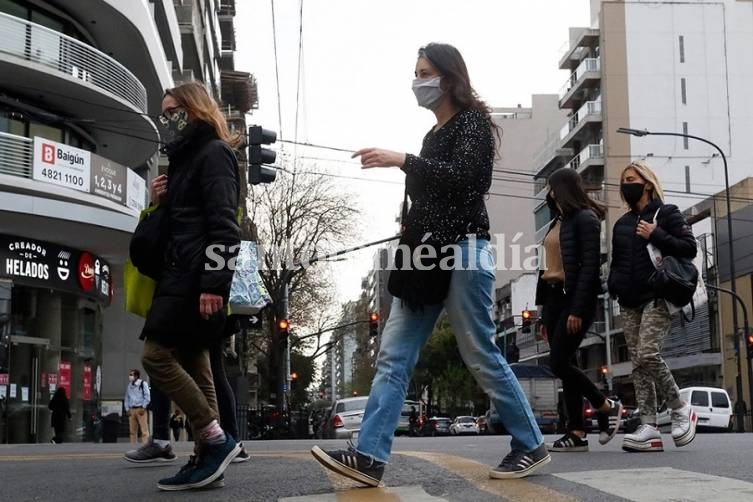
left=547, top=432, right=589, bottom=452
left=597, top=399, right=624, bottom=445
left=231, top=443, right=251, bottom=463
left=310, top=445, right=384, bottom=487
left=489, top=443, right=551, bottom=479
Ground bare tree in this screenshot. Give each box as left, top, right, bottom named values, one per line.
left=247, top=168, right=360, bottom=406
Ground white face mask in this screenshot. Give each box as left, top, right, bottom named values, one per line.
left=412, top=76, right=444, bottom=110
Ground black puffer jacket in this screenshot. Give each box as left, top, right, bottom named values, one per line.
left=608, top=199, right=697, bottom=308
left=535, top=208, right=602, bottom=318
left=141, top=123, right=240, bottom=348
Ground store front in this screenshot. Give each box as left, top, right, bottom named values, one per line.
left=0, top=234, right=111, bottom=443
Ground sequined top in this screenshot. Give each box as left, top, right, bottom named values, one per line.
left=401, top=108, right=494, bottom=244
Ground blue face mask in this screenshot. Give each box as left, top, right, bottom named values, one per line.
left=412, top=76, right=444, bottom=110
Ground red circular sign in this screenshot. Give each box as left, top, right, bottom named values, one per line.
left=78, top=252, right=95, bottom=292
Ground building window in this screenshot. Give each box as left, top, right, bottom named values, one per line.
left=679, top=35, right=685, bottom=63
left=682, top=122, right=689, bottom=149
left=681, top=78, right=687, bottom=105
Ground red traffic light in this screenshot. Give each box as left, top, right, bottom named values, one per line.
left=748, top=334, right=753, bottom=345
left=522, top=310, right=532, bottom=320
left=278, top=319, right=289, bottom=330
left=370, top=312, right=379, bottom=322
left=290, top=372, right=298, bottom=381
left=600, top=366, right=609, bottom=375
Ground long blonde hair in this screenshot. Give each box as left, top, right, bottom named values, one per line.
left=620, top=160, right=665, bottom=202
left=164, top=82, right=243, bottom=149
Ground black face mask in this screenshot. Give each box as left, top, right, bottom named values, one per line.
left=546, top=192, right=559, bottom=215
left=620, top=182, right=645, bottom=206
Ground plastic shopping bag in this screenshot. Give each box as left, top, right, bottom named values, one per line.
left=229, top=241, right=271, bottom=315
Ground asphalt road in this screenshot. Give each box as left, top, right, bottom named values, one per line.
left=1, top=433, right=751, bottom=501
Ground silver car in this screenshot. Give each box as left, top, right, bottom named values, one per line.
left=323, top=396, right=369, bottom=439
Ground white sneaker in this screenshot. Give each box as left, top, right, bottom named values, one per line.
left=671, top=404, right=698, bottom=447
left=622, top=424, right=664, bottom=452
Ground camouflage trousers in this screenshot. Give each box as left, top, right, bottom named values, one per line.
left=622, top=300, right=683, bottom=425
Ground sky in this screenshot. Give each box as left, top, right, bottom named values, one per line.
left=235, top=0, right=593, bottom=309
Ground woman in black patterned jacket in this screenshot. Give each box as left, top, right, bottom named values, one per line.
left=311, top=43, right=550, bottom=486
left=535, top=168, right=623, bottom=454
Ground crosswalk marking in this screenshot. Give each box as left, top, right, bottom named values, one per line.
left=554, top=467, right=753, bottom=501
left=401, top=451, right=577, bottom=502
left=280, top=485, right=446, bottom=501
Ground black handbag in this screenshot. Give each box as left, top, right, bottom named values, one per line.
left=129, top=204, right=168, bottom=281
left=649, top=255, right=698, bottom=308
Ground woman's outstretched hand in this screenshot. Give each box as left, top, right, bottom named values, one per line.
left=352, top=148, right=406, bottom=169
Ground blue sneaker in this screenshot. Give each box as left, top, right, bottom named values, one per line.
left=157, top=436, right=239, bottom=491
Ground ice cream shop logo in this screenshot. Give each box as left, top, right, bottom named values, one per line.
left=5, top=240, right=49, bottom=280
left=78, top=252, right=95, bottom=292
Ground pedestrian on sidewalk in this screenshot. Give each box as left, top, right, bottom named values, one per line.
left=170, top=409, right=184, bottom=442
left=608, top=160, right=699, bottom=452
left=311, top=42, right=550, bottom=487
left=537, top=168, right=623, bottom=453
left=49, top=387, right=71, bottom=444
left=124, top=369, right=151, bottom=444
left=135, top=81, right=241, bottom=490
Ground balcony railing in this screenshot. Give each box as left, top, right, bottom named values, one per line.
left=0, top=132, right=32, bottom=178
left=567, top=143, right=604, bottom=171
left=0, top=12, right=147, bottom=112
left=559, top=99, right=602, bottom=140
left=559, top=57, right=601, bottom=99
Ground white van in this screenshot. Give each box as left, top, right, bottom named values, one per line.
left=657, top=387, right=732, bottom=430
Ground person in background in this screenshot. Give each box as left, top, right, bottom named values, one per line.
left=49, top=387, right=71, bottom=444
left=170, top=409, right=185, bottom=442
left=608, top=160, right=698, bottom=452
left=124, top=369, right=151, bottom=445
left=537, top=168, right=623, bottom=453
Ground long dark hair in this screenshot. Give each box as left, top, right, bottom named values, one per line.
left=418, top=43, right=499, bottom=135
left=547, top=168, right=605, bottom=219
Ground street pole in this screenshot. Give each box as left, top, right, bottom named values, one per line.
left=617, top=128, right=746, bottom=430
left=603, top=294, right=613, bottom=393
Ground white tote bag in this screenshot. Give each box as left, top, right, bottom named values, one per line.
left=229, top=241, right=272, bottom=315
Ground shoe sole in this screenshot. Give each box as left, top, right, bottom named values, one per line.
left=157, top=443, right=240, bottom=491
left=622, top=439, right=664, bottom=452
left=310, top=446, right=382, bottom=487
left=489, top=454, right=551, bottom=479
left=547, top=444, right=589, bottom=452
left=123, top=456, right=178, bottom=464
left=231, top=455, right=251, bottom=464
left=599, top=403, right=624, bottom=445
left=672, top=411, right=698, bottom=447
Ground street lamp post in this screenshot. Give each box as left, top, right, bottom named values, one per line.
left=617, top=127, right=749, bottom=431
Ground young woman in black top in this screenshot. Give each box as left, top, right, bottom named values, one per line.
left=537, top=168, right=622, bottom=453
left=311, top=43, right=549, bottom=486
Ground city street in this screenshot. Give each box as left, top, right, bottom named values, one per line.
left=1, top=434, right=752, bottom=501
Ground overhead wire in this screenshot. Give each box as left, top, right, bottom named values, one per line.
left=270, top=0, right=284, bottom=139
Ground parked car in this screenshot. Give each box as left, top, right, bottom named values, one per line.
left=450, top=416, right=479, bottom=435
left=321, top=396, right=369, bottom=439
left=657, top=387, right=732, bottom=431
left=420, top=417, right=451, bottom=437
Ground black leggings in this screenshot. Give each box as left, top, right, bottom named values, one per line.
left=544, top=284, right=606, bottom=432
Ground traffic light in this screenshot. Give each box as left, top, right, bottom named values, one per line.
left=278, top=318, right=289, bottom=346
left=521, top=310, right=533, bottom=333
left=290, top=372, right=298, bottom=382
left=747, top=332, right=753, bottom=360
left=248, top=125, right=277, bottom=184
left=600, top=365, right=609, bottom=382
left=369, top=312, right=379, bottom=337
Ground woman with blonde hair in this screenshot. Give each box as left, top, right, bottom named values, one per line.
left=135, top=81, right=241, bottom=490
left=607, top=160, right=698, bottom=452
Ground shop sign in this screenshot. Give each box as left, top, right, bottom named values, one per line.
left=0, top=234, right=111, bottom=304
left=82, top=364, right=92, bottom=401
left=32, top=137, right=146, bottom=212
left=32, top=137, right=90, bottom=193
left=0, top=373, right=8, bottom=385
left=48, top=373, right=57, bottom=393
left=59, top=362, right=71, bottom=398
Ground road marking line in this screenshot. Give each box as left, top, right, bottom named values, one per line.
left=554, top=467, right=753, bottom=502
left=280, top=485, right=445, bottom=501
left=0, top=451, right=314, bottom=462
left=401, top=451, right=576, bottom=502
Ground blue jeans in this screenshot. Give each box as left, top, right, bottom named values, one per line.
left=356, top=239, right=543, bottom=462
